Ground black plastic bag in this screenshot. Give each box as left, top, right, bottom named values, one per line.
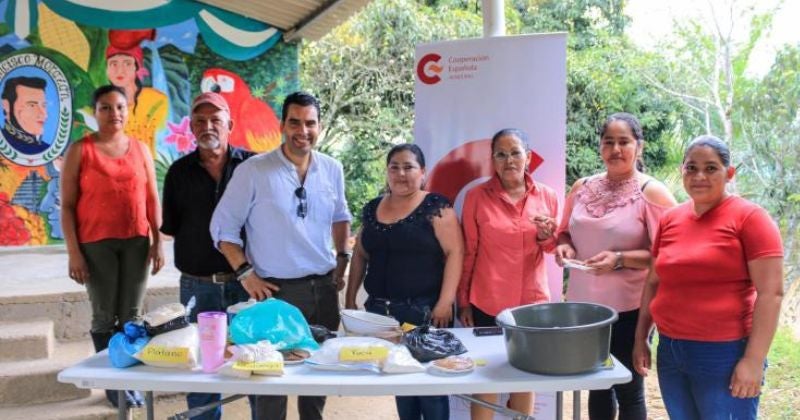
left=403, top=325, right=467, bottom=362
left=309, top=324, right=337, bottom=343
left=144, top=316, right=189, bottom=336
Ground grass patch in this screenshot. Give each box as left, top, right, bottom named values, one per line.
left=761, top=327, right=800, bottom=419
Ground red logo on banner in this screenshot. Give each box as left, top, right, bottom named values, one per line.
left=427, top=139, right=544, bottom=204
left=417, top=53, right=443, bottom=85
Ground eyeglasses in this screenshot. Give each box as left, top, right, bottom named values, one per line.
left=295, top=187, right=307, bottom=218
left=492, top=150, right=527, bottom=161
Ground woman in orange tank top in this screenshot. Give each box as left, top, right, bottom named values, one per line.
left=60, top=85, right=163, bottom=408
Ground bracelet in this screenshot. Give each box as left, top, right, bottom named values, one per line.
left=336, top=251, right=352, bottom=261
left=235, top=262, right=253, bottom=280
left=236, top=267, right=254, bottom=282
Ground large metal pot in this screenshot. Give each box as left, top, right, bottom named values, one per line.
left=495, top=302, right=618, bottom=375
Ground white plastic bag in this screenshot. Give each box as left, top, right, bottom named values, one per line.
left=134, top=324, right=199, bottom=369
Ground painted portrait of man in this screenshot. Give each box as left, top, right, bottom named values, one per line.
left=1, top=76, right=49, bottom=155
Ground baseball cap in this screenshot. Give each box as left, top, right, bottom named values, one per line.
left=191, top=92, right=230, bottom=115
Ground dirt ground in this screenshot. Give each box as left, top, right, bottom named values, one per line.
left=135, top=374, right=668, bottom=419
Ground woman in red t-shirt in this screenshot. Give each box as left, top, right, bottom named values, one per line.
left=61, top=85, right=163, bottom=408
left=632, top=135, right=783, bottom=419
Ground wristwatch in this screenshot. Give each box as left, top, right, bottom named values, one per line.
left=336, top=251, right=352, bottom=261
left=613, top=252, right=624, bottom=270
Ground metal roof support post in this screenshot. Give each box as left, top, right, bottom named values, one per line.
left=482, top=0, right=505, bottom=37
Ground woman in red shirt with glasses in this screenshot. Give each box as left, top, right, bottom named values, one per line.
left=457, top=128, right=559, bottom=419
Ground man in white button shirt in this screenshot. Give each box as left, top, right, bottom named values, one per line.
left=210, top=91, right=351, bottom=420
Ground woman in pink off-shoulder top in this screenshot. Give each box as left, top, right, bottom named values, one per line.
left=555, top=113, right=676, bottom=420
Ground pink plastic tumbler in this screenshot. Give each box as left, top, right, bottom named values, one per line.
left=198, top=311, right=227, bottom=373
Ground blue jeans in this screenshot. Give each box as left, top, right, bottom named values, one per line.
left=180, top=274, right=261, bottom=420
left=365, top=295, right=449, bottom=420
left=657, top=334, right=763, bottom=420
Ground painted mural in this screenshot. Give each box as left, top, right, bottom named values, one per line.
left=0, top=0, right=298, bottom=245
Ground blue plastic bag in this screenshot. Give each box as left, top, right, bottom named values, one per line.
left=229, top=298, right=320, bottom=350
left=109, top=322, right=150, bottom=368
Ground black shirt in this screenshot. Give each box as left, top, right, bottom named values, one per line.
left=360, top=192, right=450, bottom=300
left=160, top=147, right=253, bottom=275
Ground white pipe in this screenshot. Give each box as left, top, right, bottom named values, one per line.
left=482, top=0, right=506, bottom=37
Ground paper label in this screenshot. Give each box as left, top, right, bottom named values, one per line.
left=233, top=361, right=284, bottom=371
left=139, top=346, right=189, bottom=364
left=339, top=346, right=389, bottom=361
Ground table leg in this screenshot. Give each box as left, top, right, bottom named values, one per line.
left=572, top=391, right=580, bottom=420
left=556, top=391, right=563, bottom=420
left=117, top=390, right=126, bottom=420
left=146, top=391, right=154, bottom=420
left=168, top=394, right=247, bottom=420
left=454, top=394, right=534, bottom=419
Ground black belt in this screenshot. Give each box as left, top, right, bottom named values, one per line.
left=184, top=272, right=237, bottom=283
left=265, top=270, right=333, bottom=283
left=370, top=297, right=426, bottom=306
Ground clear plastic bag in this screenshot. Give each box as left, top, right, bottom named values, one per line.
left=229, top=298, right=319, bottom=351
left=306, top=337, right=424, bottom=374
left=305, top=336, right=391, bottom=372
left=225, top=340, right=284, bottom=376
left=144, top=298, right=194, bottom=336
left=403, top=325, right=467, bottom=362
left=383, top=345, right=425, bottom=374
left=108, top=322, right=150, bottom=368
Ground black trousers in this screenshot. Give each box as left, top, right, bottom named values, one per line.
left=251, top=272, right=340, bottom=420
left=588, top=309, right=647, bottom=420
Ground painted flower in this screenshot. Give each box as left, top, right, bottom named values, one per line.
left=16, top=206, right=47, bottom=245
left=0, top=193, right=31, bottom=245
left=164, top=117, right=196, bottom=153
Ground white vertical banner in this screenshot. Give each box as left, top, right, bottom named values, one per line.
left=414, top=34, right=567, bottom=420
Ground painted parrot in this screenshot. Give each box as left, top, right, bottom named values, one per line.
left=200, top=68, right=281, bottom=153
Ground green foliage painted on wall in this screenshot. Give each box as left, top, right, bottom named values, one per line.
left=187, top=37, right=299, bottom=118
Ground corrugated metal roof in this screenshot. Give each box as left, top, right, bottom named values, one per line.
left=195, top=0, right=372, bottom=41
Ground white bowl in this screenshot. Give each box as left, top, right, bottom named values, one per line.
left=340, top=309, right=399, bottom=334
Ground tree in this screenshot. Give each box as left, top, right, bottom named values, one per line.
left=509, top=0, right=629, bottom=49
left=640, top=0, right=798, bottom=281
left=505, top=2, right=682, bottom=185
left=300, top=0, right=696, bottom=220
left=737, top=45, right=800, bottom=280
left=642, top=0, right=777, bottom=146
left=301, top=0, right=482, bottom=224
left=562, top=37, right=685, bottom=185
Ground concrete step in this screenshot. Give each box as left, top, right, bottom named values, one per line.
left=0, top=319, right=54, bottom=362
left=0, top=390, right=202, bottom=420
left=0, top=245, right=181, bottom=342
left=0, top=340, right=92, bottom=407
left=0, top=391, right=117, bottom=420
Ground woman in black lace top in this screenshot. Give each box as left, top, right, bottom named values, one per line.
left=345, top=143, right=463, bottom=420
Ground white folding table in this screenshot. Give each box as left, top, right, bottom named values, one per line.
left=58, top=328, right=630, bottom=420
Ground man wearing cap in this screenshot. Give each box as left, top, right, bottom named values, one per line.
left=210, top=91, right=352, bottom=420
left=161, top=92, right=254, bottom=420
